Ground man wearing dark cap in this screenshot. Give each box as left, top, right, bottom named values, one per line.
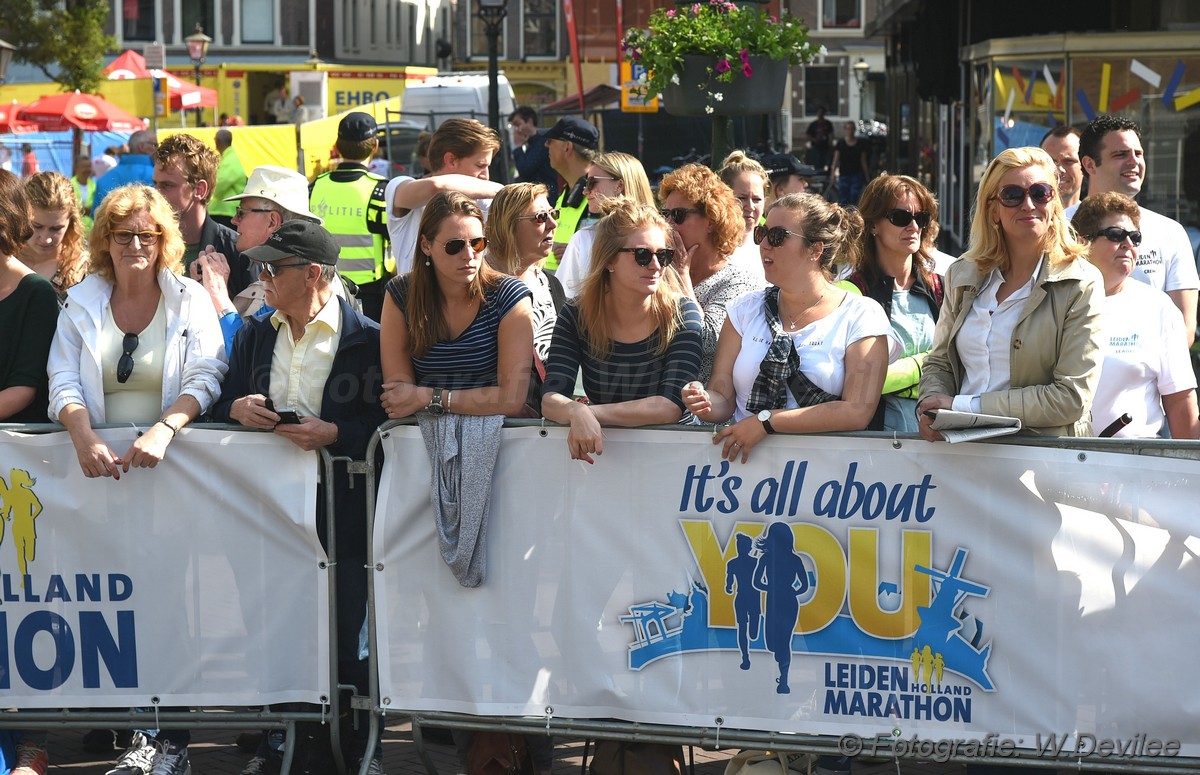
left=763, top=153, right=820, bottom=199
left=309, top=111, right=391, bottom=321
left=543, top=115, right=599, bottom=267
left=212, top=219, right=385, bottom=775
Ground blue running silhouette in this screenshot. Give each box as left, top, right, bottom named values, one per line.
left=751, top=522, right=810, bottom=694
left=725, top=533, right=762, bottom=670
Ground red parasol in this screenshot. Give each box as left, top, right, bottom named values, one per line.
left=0, top=101, right=37, bottom=134
left=17, top=91, right=147, bottom=133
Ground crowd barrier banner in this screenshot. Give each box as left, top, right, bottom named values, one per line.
left=0, top=427, right=329, bottom=708
left=374, top=426, right=1200, bottom=758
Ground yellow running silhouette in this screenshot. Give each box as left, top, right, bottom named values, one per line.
left=0, top=468, right=42, bottom=586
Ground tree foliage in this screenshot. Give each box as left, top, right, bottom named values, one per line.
left=1, top=0, right=115, bottom=93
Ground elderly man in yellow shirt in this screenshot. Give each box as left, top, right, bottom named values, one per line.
left=210, top=219, right=386, bottom=774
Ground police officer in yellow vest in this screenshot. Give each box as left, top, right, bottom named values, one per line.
left=544, top=116, right=599, bottom=271
left=310, top=112, right=390, bottom=321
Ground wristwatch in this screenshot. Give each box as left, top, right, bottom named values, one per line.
left=757, top=409, right=776, bottom=434
left=426, top=388, right=446, bottom=416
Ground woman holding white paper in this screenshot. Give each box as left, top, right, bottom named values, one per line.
left=916, top=147, right=1104, bottom=440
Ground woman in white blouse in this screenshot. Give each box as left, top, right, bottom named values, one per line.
left=917, top=147, right=1105, bottom=439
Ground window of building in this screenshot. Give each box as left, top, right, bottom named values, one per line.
left=121, top=0, right=156, bottom=41
left=821, top=0, right=861, bottom=29
left=804, top=66, right=840, bottom=116
left=181, top=0, right=215, bottom=42
left=522, top=0, right=557, bottom=58
left=468, top=1, right=507, bottom=58
left=241, top=0, right=273, bottom=44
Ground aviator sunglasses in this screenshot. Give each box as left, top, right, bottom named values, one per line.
left=515, top=209, right=560, bottom=224
left=437, top=236, right=489, bottom=255
left=997, top=183, right=1055, bottom=208
left=1090, top=226, right=1142, bottom=246
left=617, top=247, right=676, bottom=267
left=660, top=207, right=704, bottom=225
left=884, top=209, right=932, bottom=229
left=753, top=224, right=810, bottom=248
left=117, top=332, right=139, bottom=384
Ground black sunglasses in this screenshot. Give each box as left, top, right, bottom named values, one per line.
left=256, top=261, right=309, bottom=278
left=117, top=332, right=138, bottom=384
left=617, top=247, right=675, bottom=267
left=997, top=183, right=1055, bottom=207
left=753, top=224, right=809, bottom=247
left=1090, top=226, right=1142, bottom=246
left=660, top=207, right=703, bottom=225
left=884, top=209, right=932, bottom=229
left=438, top=236, right=489, bottom=255
left=584, top=175, right=619, bottom=190
left=515, top=209, right=560, bottom=224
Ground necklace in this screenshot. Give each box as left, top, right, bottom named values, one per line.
left=782, top=290, right=825, bottom=330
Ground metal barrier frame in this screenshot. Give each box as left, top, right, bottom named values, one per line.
left=0, top=423, right=343, bottom=775
left=360, top=419, right=1200, bottom=775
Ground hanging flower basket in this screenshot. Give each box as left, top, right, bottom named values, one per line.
left=663, top=54, right=789, bottom=116
left=623, top=1, right=822, bottom=116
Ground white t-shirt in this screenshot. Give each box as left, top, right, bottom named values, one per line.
left=1092, top=280, right=1196, bottom=438
left=729, top=234, right=768, bottom=286
left=556, top=225, right=597, bottom=298
left=725, top=289, right=897, bottom=421
left=1065, top=203, right=1199, bottom=293
left=384, top=176, right=491, bottom=275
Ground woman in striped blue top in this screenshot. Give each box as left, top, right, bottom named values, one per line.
left=541, top=199, right=703, bottom=463
left=379, top=191, right=535, bottom=418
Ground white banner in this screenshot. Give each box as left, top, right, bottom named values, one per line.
left=0, top=428, right=328, bottom=708
left=375, top=426, right=1200, bottom=757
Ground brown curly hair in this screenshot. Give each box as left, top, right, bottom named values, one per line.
left=657, top=163, right=744, bottom=257
left=154, top=132, right=220, bottom=204
left=24, top=171, right=88, bottom=289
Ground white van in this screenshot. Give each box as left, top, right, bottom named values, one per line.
left=398, top=72, right=516, bottom=130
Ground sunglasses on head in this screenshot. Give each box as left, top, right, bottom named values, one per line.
left=117, top=332, right=138, bottom=384
left=1090, top=226, right=1142, bottom=246
left=617, top=247, right=675, bottom=267
left=110, top=229, right=163, bottom=246
left=515, top=209, right=560, bottom=224
left=884, top=209, right=932, bottom=229
left=438, top=236, right=489, bottom=255
left=584, top=175, right=618, bottom=190
left=660, top=207, right=703, bottom=225
left=752, top=224, right=809, bottom=247
left=997, top=183, right=1055, bottom=207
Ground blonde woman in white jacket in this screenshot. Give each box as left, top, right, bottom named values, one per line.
left=48, top=183, right=227, bottom=480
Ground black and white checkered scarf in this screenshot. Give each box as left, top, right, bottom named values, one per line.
left=745, top=287, right=840, bottom=414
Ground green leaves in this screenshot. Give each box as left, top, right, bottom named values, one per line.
left=2, top=0, right=116, bottom=94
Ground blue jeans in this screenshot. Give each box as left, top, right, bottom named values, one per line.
left=837, top=173, right=866, bottom=206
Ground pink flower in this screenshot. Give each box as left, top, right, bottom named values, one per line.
left=723, top=1, right=736, bottom=9
left=666, top=8, right=675, bottom=15
left=740, top=49, right=753, bottom=77
left=691, top=3, right=701, bottom=13
left=716, top=59, right=731, bottom=74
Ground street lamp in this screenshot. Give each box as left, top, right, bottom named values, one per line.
left=0, top=38, right=16, bottom=85
left=477, top=0, right=509, bottom=182
left=852, top=57, right=870, bottom=122
left=185, top=23, right=212, bottom=124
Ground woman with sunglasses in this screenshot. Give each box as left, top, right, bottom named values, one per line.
left=1070, top=192, right=1198, bottom=438
left=839, top=174, right=943, bottom=432
left=659, top=163, right=765, bottom=383
left=917, top=147, right=1104, bottom=440
left=556, top=151, right=656, bottom=297
left=541, top=199, right=702, bottom=462
left=380, top=191, right=534, bottom=418
left=718, top=151, right=770, bottom=283
left=19, top=171, right=89, bottom=306
left=682, top=194, right=894, bottom=461
left=48, top=183, right=229, bottom=480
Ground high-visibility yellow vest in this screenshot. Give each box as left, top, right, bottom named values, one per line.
left=549, top=185, right=588, bottom=271
left=310, top=168, right=388, bottom=284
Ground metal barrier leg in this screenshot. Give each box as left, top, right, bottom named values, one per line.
left=412, top=719, right=443, bottom=775
left=279, top=720, right=297, bottom=775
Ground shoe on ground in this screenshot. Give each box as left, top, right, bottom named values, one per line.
left=240, top=754, right=281, bottom=775
left=12, top=739, right=49, bottom=775
left=150, top=741, right=191, bottom=775
left=356, top=757, right=386, bottom=775
left=83, top=729, right=117, bottom=754
left=105, top=732, right=164, bottom=775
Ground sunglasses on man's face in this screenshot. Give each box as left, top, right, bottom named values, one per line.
left=617, top=247, right=675, bottom=267
left=752, top=224, right=809, bottom=248
left=1090, top=226, right=1142, bottom=246
left=438, top=236, right=489, bottom=256
left=996, top=183, right=1055, bottom=207
left=884, top=209, right=932, bottom=229
left=515, top=209, right=560, bottom=224
left=660, top=207, right=703, bottom=225
left=117, top=332, right=139, bottom=384
left=255, top=261, right=309, bottom=278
